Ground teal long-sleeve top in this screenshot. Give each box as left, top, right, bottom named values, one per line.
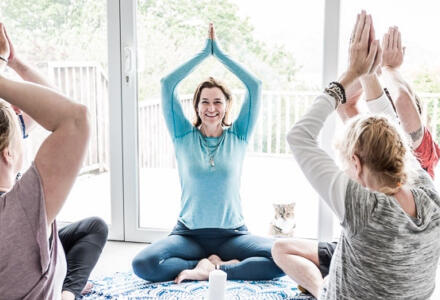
left=161, top=39, right=262, bottom=229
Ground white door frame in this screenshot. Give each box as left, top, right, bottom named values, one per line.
left=106, top=0, right=125, bottom=240
left=116, top=0, right=342, bottom=243
left=319, top=0, right=341, bottom=242
left=119, top=0, right=170, bottom=242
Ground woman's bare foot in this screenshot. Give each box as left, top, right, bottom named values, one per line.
left=208, top=254, right=222, bottom=265
left=174, top=258, right=215, bottom=284
left=81, top=282, right=93, bottom=295
left=61, top=282, right=93, bottom=299
left=208, top=254, right=240, bottom=266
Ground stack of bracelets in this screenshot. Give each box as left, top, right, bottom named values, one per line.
left=324, top=81, right=346, bottom=108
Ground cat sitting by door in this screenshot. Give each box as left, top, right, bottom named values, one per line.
left=269, top=202, right=296, bottom=238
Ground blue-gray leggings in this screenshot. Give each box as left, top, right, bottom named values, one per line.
left=132, top=222, right=283, bottom=282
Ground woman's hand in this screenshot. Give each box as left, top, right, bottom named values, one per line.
left=0, top=23, right=10, bottom=69
left=208, top=23, right=216, bottom=40
left=340, top=11, right=381, bottom=89
left=347, top=12, right=380, bottom=77
left=4, top=26, right=17, bottom=67
left=382, top=26, right=404, bottom=70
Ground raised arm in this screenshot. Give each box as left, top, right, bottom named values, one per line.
left=288, top=12, right=380, bottom=222
left=338, top=18, right=396, bottom=124
left=4, top=26, right=54, bottom=134
left=381, top=27, right=423, bottom=148
left=211, top=25, right=261, bottom=140
left=358, top=18, right=385, bottom=103
left=336, top=77, right=362, bottom=122
left=0, top=25, right=90, bottom=227
left=337, top=16, right=381, bottom=123
left=161, top=36, right=212, bottom=139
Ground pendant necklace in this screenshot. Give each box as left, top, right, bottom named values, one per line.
left=199, top=127, right=225, bottom=169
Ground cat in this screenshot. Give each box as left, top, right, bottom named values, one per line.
left=269, top=202, right=296, bottom=238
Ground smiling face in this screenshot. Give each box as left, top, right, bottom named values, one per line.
left=197, top=87, right=227, bottom=128
left=192, top=77, right=232, bottom=128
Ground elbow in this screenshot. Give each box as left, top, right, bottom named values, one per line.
left=286, top=122, right=314, bottom=158
left=160, top=76, right=168, bottom=87
left=160, top=75, right=175, bottom=95
left=255, top=78, right=262, bottom=87
left=248, top=79, right=262, bottom=99
left=286, top=125, right=302, bottom=153
left=253, top=79, right=262, bottom=92
left=71, top=104, right=91, bottom=140
left=160, top=74, right=173, bottom=88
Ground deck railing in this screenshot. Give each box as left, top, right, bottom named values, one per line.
left=29, top=62, right=440, bottom=171
left=139, top=91, right=440, bottom=168
left=138, top=91, right=319, bottom=168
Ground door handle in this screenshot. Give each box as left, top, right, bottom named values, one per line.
left=124, top=46, right=134, bottom=84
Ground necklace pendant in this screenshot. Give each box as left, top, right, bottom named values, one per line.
left=209, top=157, right=215, bottom=167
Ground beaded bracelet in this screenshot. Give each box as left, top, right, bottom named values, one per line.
left=324, top=81, right=346, bottom=108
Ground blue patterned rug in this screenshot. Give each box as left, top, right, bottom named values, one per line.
left=81, top=272, right=315, bottom=299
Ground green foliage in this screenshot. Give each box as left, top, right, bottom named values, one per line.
left=412, top=70, right=440, bottom=93
left=409, top=69, right=440, bottom=143
left=137, top=0, right=302, bottom=100
left=0, top=0, right=107, bottom=63
left=1, top=0, right=301, bottom=101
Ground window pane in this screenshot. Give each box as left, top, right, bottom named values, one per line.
left=137, top=0, right=324, bottom=239
left=0, top=0, right=111, bottom=224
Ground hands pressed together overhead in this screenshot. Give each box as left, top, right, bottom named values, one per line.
left=343, top=11, right=382, bottom=84
left=0, top=23, right=18, bottom=70
left=339, top=11, right=409, bottom=107
left=0, top=23, right=10, bottom=67
left=382, top=26, right=405, bottom=70
left=208, top=22, right=216, bottom=40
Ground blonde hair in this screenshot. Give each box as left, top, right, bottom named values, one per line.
left=336, top=114, right=416, bottom=195
left=0, top=101, right=19, bottom=153
left=192, top=77, right=232, bottom=127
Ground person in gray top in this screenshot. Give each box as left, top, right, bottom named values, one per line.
left=0, top=22, right=90, bottom=299
left=273, top=11, right=440, bottom=299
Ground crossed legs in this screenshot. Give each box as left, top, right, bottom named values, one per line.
left=132, top=231, right=283, bottom=283
left=271, top=239, right=323, bottom=298
left=59, top=217, right=108, bottom=300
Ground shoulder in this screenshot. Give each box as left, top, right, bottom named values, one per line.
left=343, top=180, right=380, bottom=218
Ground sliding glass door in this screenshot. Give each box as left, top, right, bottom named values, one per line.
left=120, top=0, right=336, bottom=242
left=0, top=0, right=124, bottom=239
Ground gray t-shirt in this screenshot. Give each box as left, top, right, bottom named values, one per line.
left=0, top=163, right=66, bottom=300
left=321, top=170, right=440, bottom=300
